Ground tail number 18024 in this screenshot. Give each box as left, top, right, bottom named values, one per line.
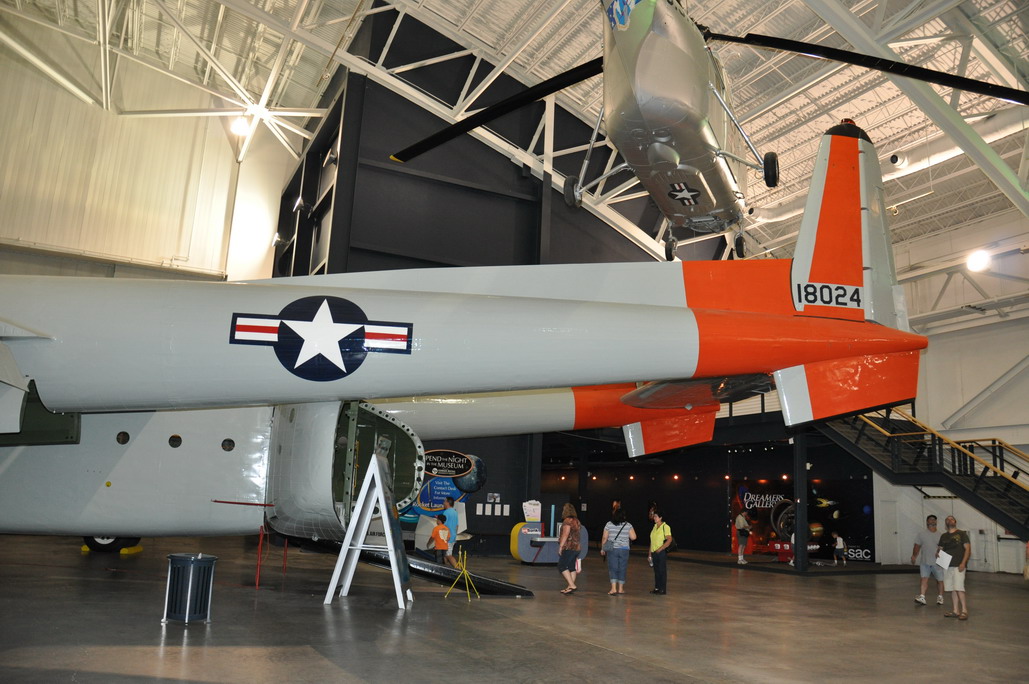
left=795, top=283, right=863, bottom=309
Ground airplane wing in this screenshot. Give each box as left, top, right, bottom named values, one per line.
left=0, top=320, right=46, bottom=433
left=619, top=373, right=773, bottom=410
left=616, top=374, right=772, bottom=458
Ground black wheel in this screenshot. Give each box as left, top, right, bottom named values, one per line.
left=770, top=500, right=795, bottom=540
left=563, top=175, right=581, bottom=208
left=733, top=233, right=746, bottom=259
left=664, top=238, right=678, bottom=262
left=763, top=151, right=779, bottom=188
left=83, top=536, right=139, bottom=552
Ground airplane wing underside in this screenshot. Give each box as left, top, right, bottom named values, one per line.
left=0, top=341, right=32, bottom=433
left=620, top=373, right=773, bottom=410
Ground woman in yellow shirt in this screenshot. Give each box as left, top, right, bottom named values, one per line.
left=648, top=510, right=673, bottom=594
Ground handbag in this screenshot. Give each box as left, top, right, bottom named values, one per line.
left=602, top=522, right=628, bottom=552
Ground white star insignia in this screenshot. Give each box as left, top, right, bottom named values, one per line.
left=282, top=299, right=363, bottom=371
left=671, top=187, right=700, bottom=202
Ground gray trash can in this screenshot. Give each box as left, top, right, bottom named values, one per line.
left=162, top=553, right=218, bottom=624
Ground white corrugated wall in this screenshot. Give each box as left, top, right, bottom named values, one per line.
left=0, top=18, right=237, bottom=277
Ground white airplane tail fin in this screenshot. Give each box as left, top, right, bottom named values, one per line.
left=790, top=120, right=910, bottom=332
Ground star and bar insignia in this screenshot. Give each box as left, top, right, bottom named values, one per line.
left=230, top=296, right=412, bottom=382
left=668, top=182, right=701, bottom=206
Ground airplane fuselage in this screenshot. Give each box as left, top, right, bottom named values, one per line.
left=0, top=259, right=923, bottom=417
left=0, top=121, right=928, bottom=544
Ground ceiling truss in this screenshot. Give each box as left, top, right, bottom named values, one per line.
left=1, top=0, right=1027, bottom=322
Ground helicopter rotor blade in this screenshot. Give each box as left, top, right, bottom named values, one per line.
left=704, top=31, right=1028, bottom=107
left=391, top=57, right=604, bottom=163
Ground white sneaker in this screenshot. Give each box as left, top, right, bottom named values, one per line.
left=738, top=558, right=747, bottom=565
left=915, top=595, right=926, bottom=605
left=937, top=595, right=944, bottom=605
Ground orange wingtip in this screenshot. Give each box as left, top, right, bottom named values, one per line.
left=775, top=350, right=921, bottom=426
left=623, top=413, right=716, bottom=457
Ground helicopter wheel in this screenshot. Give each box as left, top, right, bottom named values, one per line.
left=733, top=232, right=746, bottom=259
left=763, top=151, right=779, bottom=188
left=563, top=175, right=582, bottom=208
left=664, top=238, right=678, bottom=262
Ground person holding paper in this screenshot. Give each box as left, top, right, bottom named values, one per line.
left=936, top=515, right=971, bottom=620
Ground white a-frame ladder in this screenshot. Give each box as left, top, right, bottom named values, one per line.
left=323, top=454, right=413, bottom=609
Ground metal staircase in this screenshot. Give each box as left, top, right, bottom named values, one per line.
left=816, top=405, right=1029, bottom=540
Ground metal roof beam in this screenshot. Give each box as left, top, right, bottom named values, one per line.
left=388, top=48, right=473, bottom=75
left=238, top=0, right=312, bottom=162
left=942, top=8, right=1026, bottom=89
left=741, top=0, right=968, bottom=122
left=0, top=23, right=99, bottom=106
left=453, top=0, right=574, bottom=116
left=153, top=0, right=253, bottom=105
left=804, top=0, right=1029, bottom=220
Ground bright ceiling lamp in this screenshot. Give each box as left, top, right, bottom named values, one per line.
left=966, top=249, right=991, bottom=272
left=230, top=116, right=251, bottom=136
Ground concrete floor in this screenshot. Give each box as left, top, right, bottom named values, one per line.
left=1, top=535, right=1027, bottom=683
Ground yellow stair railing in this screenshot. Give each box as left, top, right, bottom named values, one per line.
left=855, top=406, right=1028, bottom=495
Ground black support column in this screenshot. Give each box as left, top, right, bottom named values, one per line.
left=792, top=430, right=809, bottom=572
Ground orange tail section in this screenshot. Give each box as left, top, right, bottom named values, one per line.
left=776, top=121, right=925, bottom=425
left=790, top=121, right=909, bottom=332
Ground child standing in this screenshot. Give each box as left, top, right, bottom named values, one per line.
left=832, top=531, right=847, bottom=567
left=427, top=513, right=451, bottom=564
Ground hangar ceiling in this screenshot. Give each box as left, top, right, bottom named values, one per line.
left=2, top=1, right=1027, bottom=274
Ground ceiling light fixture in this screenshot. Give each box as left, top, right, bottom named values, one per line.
left=230, top=116, right=251, bottom=137
left=966, top=249, right=991, bottom=272
left=292, top=196, right=314, bottom=218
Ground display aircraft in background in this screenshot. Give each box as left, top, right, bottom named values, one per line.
left=392, top=0, right=1027, bottom=259
left=0, top=121, right=926, bottom=549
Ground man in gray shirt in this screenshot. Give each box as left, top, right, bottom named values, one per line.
left=910, top=515, right=944, bottom=605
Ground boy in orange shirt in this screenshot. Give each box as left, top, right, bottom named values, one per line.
left=427, top=514, right=451, bottom=564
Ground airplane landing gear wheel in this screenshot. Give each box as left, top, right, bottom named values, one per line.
left=83, top=536, right=140, bottom=552
left=763, top=151, right=779, bottom=188
left=664, top=238, right=678, bottom=262
left=563, top=175, right=582, bottom=208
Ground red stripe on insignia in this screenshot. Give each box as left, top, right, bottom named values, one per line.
left=236, top=324, right=279, bottom=334
left=366, top=331, right=408, bottom=342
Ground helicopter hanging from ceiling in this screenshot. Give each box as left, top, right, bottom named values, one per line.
left=391, top=0, right=1027, bottom=260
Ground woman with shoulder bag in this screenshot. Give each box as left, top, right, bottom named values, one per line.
left=649, top=510, right=673, bottom=595
left=600, top=509, right=637, bottom=595
left=557, top=503, right=582, bottom=594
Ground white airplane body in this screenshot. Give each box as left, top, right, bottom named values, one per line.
left=0, top=122, right=928, bottom=545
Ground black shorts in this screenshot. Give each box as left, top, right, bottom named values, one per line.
left=557, top=549, right=579, bottom=572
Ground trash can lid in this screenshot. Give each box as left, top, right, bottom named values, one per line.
left=167, top=553, right=219, bottom=562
